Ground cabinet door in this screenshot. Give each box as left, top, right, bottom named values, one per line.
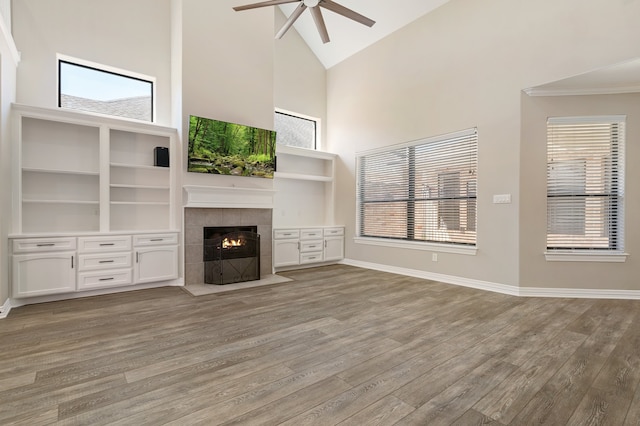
left=12, top=252, right=76, bottom=297
left=134, top=245, right=178, bottom=284
left=323, top=236, right=344, bottom=262
left=273, top=239, right=300, bottom=267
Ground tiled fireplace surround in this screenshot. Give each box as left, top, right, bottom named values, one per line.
left=184, top=208, right=273, bottom=285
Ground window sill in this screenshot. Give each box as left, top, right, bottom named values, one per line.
left=354, top=237, right=477, bottom=256
left=544, top=251, right=628, bottom=263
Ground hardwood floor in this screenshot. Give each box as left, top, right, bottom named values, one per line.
left=1, top=264, right=639, bottom=425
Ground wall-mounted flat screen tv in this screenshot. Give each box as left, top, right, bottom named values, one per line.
left=188, top=115, right=276, bottom=179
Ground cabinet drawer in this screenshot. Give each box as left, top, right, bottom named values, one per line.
left=12, top=237, right=76, bottom=253
left=323, top=227, right=344, bottom=237
left=77, top=252, right=132, bottom=271
left=300, top=252, right=323, bottom=264
left=300, top=229, right=323, bottom=240
left=78, top=236, right=131, bottom=253
left=274, top=229, right=299, bottom=240
left=133, top=233, right=178, bottom=247
left=77, top=269, right=132, bottom=291
left=300, top=240, right=323, bottom=253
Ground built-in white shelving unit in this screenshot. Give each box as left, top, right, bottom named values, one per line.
left=9, top=104, right=180, bottom=300
left=11, top=104, right=178, bottom=235
left=273, top=144, right=337, bottom=228
left=272, top=145, right=343, bottom=272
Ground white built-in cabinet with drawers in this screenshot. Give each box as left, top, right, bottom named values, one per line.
left=273, top=226, right=344, bottom=270
left=9, top=104, right=180, bottom=300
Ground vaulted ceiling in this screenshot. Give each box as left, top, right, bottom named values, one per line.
left=277, top=0, right=450, bottom=69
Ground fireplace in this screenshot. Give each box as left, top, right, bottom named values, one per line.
left=203, top=226, right=260, bottom=285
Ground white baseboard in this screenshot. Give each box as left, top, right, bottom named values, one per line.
left=340, top=259, right=640, bottom=300
left=7, top=279, right=185, bottom=312
left=0, top=298, right=12, bottom=319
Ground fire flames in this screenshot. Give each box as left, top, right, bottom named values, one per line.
left=222, top=237, right=245, bottom=249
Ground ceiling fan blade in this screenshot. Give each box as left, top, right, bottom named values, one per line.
left=319, top=0, right=375, bottom=27
left=309, top=6, right=330, bottom=44
left=275, top=3, right=307, bottom=39
left=233, top=0, right=299, bottom=12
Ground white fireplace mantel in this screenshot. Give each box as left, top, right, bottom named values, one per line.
left=183, top=185, right=275, bottom=209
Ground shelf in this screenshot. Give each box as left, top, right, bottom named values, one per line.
left=110, top=184, right=170, bottom=190
left=22, top=167, right=99, bottom=176
left=23, top=199, right=99, bottom=205
left=110, top=201, right=170, bottom=206
left=274, top=172, right=333, bottom=182
left=110, top=163, right=170, bottom=171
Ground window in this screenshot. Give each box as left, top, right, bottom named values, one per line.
left=274, top=110, right=318, bottom=150
left=357, top=129, right=477, bottom=247
left=546, top=116, right=625, bottom=253
left=58, top=57, right=154, bottom=122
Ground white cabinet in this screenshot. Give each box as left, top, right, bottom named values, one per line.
left=11, top=238, right=77, bottom=298
left=9, top=105, right=181, bottom=301
left=133, top=234, right=179, bottom=284
left=323, top=227, right=345, bottom=261
left=10, top=232, right=179, bottom=298
left=273, top=226, right=344, bottom=270
left=77, top=236, right=132, bottom=291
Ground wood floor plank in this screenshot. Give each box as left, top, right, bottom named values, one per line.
left=337, top=395, right=414, bottom=426
left=1, top=264, right=639, bottom=425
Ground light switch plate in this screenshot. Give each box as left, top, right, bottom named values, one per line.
left=493, top=194, right=512, bottom=204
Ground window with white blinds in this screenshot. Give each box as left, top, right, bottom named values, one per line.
left=546, top=116, right=625, bottom=251
left=357, top=129, right=477, bottom=246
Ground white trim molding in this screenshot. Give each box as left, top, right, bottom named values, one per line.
left=354, top=237, right=477, bottom=256
left=342, top=258, right=640, bottom=300
left=183, top=185, right=275, bottom=209
left=544, top=251, right=628, bottom=263
left=0, top=298, right=12, bottom=319
left=341, top=258, right=518, bottom=296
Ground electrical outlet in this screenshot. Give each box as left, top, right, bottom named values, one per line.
left=432, top=253, right=438, bottom=262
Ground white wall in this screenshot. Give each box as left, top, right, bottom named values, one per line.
left=179, top=0, right=275, bottom=190
left=13, top=0, right=173, bottom=125
left=326, top=0, right=640, bottom=289
left=274, top=9, right=326, bottom=144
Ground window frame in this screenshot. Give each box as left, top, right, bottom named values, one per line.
left=355, top=128, right=478, bottom=255
left=274, top=108, right=321, bottom=150
left=544, top=115, right=628, bottom=263
left=57, top=54, right=156, bottom=122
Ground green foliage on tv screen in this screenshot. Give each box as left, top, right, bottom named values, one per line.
left=187, top=115, right=276, bottom=179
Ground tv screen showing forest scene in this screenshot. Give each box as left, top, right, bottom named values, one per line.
left=188, top=115, right=276, bottom=179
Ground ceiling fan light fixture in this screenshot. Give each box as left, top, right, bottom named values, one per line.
left=233, top=0, right=375, bottom=44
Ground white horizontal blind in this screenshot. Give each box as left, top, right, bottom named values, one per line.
left=357, top=129, right=477, bottom=246
left=546, top=116, right=625, bottom=251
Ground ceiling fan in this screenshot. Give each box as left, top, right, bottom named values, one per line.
left=233, top=0, right=375, bottom=44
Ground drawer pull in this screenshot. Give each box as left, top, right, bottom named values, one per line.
left=99, top=277, right=115, bottom=282
left=99, top=260, right=115, bottom=264
left=308, top=245, right=317, bottom=249
left=37, top=243, right=56, bottom=247
left=99, top=243, right=115, bottom=246
left=150, top=239, right=164, bottom=242
left=283, top=233, right=292, bottom=236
